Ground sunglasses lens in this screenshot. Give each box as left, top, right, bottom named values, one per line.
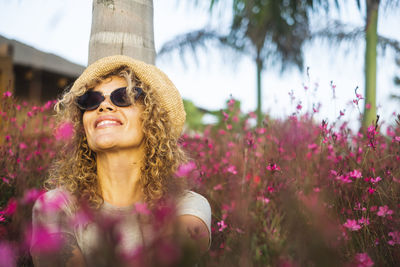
left=111, top=87, right=131, bottom=107
left=77, top=91, right=104, bottom=111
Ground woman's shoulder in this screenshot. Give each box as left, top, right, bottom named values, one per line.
left=176, top=190, right=211, bottom=227
left=33, top=187, right=76, bottom=216
left=178, top=190, right=209, bottom=204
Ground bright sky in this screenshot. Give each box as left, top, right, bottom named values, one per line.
left=0, top=0, right=399, bottom=130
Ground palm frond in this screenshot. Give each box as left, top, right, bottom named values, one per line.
left=157, top=29, right=243, bottom=65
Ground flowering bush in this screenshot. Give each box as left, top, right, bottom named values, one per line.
left=0, top=89, right=400, bottom=266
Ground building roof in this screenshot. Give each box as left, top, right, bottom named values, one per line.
left=0, top=34, right=85, bottom=77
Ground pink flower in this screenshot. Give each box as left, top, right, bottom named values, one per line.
left=266, top=163, right=281, bottom=171
left=357, top=217, right=370, bottom=226
left=370, top=177, right=381, bottom=184
left=175, top=162, right=196, bottom=178
left=336, top=175, right=352, bottom=183
left=222, top=111, right=229, bottom=121
left=3, top=91, right=12, bottom=98
left=226, top=165, right=237, bottom=175
left=213, top=184, right=223, bottom=191
left=343, top=219, right=362, bottom=231
left=19, top=142, right=28, bottom=150
left=348, top=169, right=362, bottom=179
left=218, top=129, right=226, bottom=135
left=217, top=220, right=227, bottom=232
left=27, top=225, right=63, bottom=253
left=388, top=231, right=400, bottom=245
left=395, top=136, right=400, bottom=142
left=134, top=203, right=151, bottom=215
left=55, top=122, right=74, bottom=140
left=256, top=196, right=270, bottom=205
left=354, top=252, right=374, bottom=267
left=22, top=188, right=42, bottom=204
left=4, top=198, right=17, bottom=216
left=367, top=187, right=375, bottom=195
left=376, top=205, right=393, bottom=217
left=308, top=143, right=318, bottom=150
left=0, top=242, right=15, bottom=267
left=256, top=128, right=266, bottom=134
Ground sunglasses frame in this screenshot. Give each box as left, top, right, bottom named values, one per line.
left=76, top=87, right=144, bottom=111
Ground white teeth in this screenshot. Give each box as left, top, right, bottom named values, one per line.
left=97, top=120, right=120, bottom=127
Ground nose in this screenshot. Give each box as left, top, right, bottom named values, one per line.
left=97, top=96, right=115, bottom=112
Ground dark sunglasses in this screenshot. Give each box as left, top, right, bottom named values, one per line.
left=76, top=87, right=144, bottom=111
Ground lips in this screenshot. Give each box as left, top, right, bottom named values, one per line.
left=94, top=116, right=123, bottom=129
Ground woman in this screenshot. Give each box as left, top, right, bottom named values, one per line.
left=30, top=55, right=211, bottom=266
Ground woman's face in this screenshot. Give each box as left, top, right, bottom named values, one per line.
left=82, top=76, right=145, bottom=153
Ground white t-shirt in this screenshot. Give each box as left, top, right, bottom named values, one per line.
left=30, top=188, right=211, bottom=264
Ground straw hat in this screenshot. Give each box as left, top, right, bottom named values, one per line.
left=70, top=55, right=186, bottom=138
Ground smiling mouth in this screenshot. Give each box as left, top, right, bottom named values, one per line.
left=96, top=120, right=122, bottom=128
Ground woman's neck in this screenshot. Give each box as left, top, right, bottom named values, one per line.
left=96, top=149, right=144, bottom=207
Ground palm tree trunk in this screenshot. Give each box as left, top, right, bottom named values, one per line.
left=362, top=0, right=379, bottom=128
left=256, top=54, right=263, bottom=126
left=88, top=0, right=156, bottom=65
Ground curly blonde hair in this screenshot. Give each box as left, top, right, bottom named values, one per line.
left=45, top=67, right=187, bottom=209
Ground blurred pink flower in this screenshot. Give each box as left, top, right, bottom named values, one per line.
left=256, top=196, right=270, bottom=205
left=256, top=128, right=266, bottom=134
left=3, top=91, right=12, bottom=98
left=55, top=121, right=74, bottom=140
left=370, top=177, right=381, bottom=184
left=175, top=161, right=196, bottom=178
left=266, top=163, right=281, bottom=171
left=357, top=217, right=370, bottom=226
left=308, top=143, right=318, bottom=150
left=222, top=111, right=229, bottom=121
left=0, top=242, right=15, bottom=267
left=367, top=187, right=375, bottom=195
left=22, top=188, right=42, bottom=204
left=19, top=142, right=27, bottom=150
left=376, top=205, right=393, bottom=217
left=4, top=198, right=17, bottom=216
left=388, top=231, right=400, bottom=246
left=134, top=203, right=151, bottom=215
left=336, top=175, right=352, bottom=183
left=354, top=252, right=374, bottom=267
left=37, top=191, right=68, bottom=213
left=217, top=220, right=227, bottom=232
left=27, top=225, right=63, bottom=253
left=226, top=165, right=237, bottom=175
left=218, top=129, right=226, bottom=135
left=343, top=219, right=361, bottom=231
left=213, top=184, right=223, bottom=191
left=348, top=169, right=362, bottom=179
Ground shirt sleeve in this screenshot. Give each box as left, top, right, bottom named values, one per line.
left=176, top=191, right=212, bottom=246
left=30, top=188, right=75, bottom=250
